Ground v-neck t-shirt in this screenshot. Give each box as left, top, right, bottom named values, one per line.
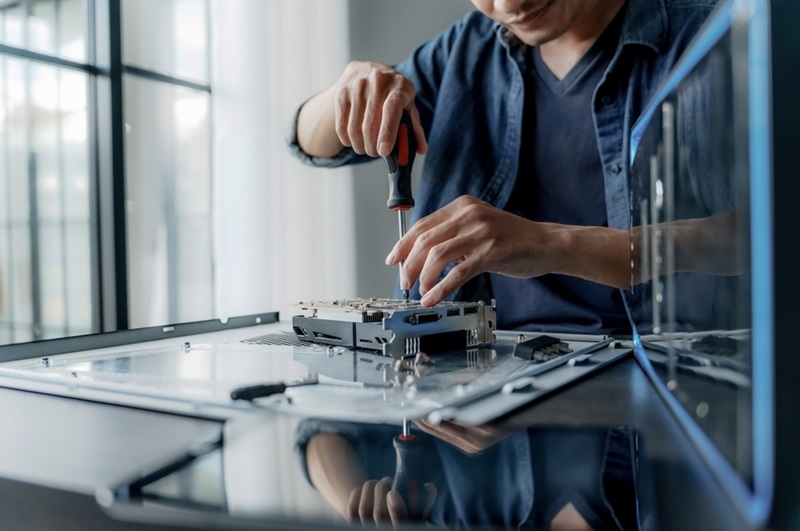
left=490, top=10, right=630, bottom=333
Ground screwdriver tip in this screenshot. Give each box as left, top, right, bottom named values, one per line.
left=403, top=289, right=409, bottom=302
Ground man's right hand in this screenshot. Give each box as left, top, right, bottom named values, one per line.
left=297, top=61, right=427, bottom=159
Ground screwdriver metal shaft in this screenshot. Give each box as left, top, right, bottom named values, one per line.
left=398, top=210, right=409, bottom=301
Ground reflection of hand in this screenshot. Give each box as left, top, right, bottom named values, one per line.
left=414, top=419, right=510, bottom=455
left=632, top=208, right=743, bottom=283
left=347, top=477, right=437, bottom=527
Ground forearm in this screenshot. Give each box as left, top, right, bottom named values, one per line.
left=631, top=209, right=741, bottom=283
left=549, top=224, right=632, bottom=290
left=296, top=84, right=344, bottom=158
left=306, top=433, right=368, bottom=519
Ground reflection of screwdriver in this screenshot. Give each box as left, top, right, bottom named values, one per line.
left=385, top=111, right=416, bottom=302
left=229, top=378, right=317, bottom=401
left=392, top=417, right=425, bottom=519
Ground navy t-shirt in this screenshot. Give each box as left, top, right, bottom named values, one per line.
left=491, top=11, right=630, bottom=334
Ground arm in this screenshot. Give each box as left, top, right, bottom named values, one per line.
left=632, top=208, right=742, bottom=284
left=306, top=432, right=437, bottom=526
left=386, top=196, right=742, bottom=307
left=386, top=196, right=631, bottom=307
left=296, top=61, right=428, bottom=159
left=305, top=432, right=369, bottom=520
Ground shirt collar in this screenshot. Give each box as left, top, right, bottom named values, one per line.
left=619, top=0, right=668, bottom=53
left=492, top=0, right=668, bottom=54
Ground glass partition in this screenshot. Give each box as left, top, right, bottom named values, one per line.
left=628, top=0, right=772, bottom=524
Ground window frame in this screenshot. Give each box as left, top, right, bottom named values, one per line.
left=0, top=0, right=213, bottom=337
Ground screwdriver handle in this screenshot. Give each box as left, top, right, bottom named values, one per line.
left=386, top=111, right=416, bottom=211
left=230, top=383, right=287, bottom=401
left=392, top=433, right=426, bottom=520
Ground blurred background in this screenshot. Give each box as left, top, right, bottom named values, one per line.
left=0, top=0, right=472, bottom=342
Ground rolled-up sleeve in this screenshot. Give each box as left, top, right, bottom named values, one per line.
left=285, top=100, right=369, bottom=168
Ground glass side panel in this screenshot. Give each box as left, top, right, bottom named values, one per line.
left=123, top=75, right=212, bottom=327
left=122, top=0, right=209, bottom=83
left=629, top=15, right=754, bottom=486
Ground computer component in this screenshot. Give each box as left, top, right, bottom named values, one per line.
left=291, top=298, right=496, bottom=359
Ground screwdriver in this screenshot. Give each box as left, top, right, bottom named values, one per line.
left=392, top=416, right=426, bottom=519
left=229, top=378, right=318, bottom=401
left=385, top=111, right=416, bottom=302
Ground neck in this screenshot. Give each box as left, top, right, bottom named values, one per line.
left=538, top=0, right=626, bottom=80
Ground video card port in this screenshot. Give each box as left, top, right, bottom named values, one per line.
left=405, top=312, right=441, bottom=325
left=463, top=306, right=479, bottom=315
left=313, top=331, right=343, bottom=342
left=446, top=308, right=461, bottom=317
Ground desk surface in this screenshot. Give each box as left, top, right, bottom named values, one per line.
left=0, top=357, right=750, bottom=530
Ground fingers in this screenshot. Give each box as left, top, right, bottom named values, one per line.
left=333, top=61, right=425, bottom=158
left=388, top=197, right=487, bottom=304
left=374, top=99, right=427, bottom=158
left=386, top=196, right=549, bottom=306
left=347, top=478, right=394, bottom=526
left=377, top=99, right=404, bottom=158
left=347, top=89, right=367, bottom=155
left=373, top=477, right=393, bottom=524
left=346, top=485, right=362, bottom=524
left=409, top=105, right=428, bottom=155
left=385, top=199, right=462, bottom=268
left=418, top=245, right=479, bottom=307
left=387, top=483, right=438, bottom=527
left=358, top=479, right=379, bottom=524
left=387, top=490, right=408, bottom=526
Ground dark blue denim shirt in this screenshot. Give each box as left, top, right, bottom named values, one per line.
left=287, top=0, right=717, bottom=330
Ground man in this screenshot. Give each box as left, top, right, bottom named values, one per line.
left=288, top=0, right=717, bottom=335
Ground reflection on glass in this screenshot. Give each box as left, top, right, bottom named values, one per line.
left=122, top=0, right=209, bottom=83
left=0, top=56, right=92, bottom=342
left=630, top=21, right=753, bottom=485
left=124, top=75, right=212, bottom=327
left=117, top=418, right=649, bottom=530
left=299, top=422, right=647, bottom=529
left=0, top=0, right=87, bottom=62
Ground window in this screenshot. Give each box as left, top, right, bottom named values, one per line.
left=120, top=0, right=212, bottom=327
left=0, top=0, right=212, bottom=341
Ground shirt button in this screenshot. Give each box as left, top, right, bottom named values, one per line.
left=601, top=94, right=614, bottom=106
left=610, top=164, right=621, bottom=174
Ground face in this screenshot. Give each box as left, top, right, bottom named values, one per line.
left=470, top=0, right=596, bottom=46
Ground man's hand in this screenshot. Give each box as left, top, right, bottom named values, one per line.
left=347, top=477, right=437, bottom=527
left=333, top=61, right=427, bottom=158
left=297, top=61, right=427, bottom=159
left=385, top=195, right=631, bottom=306
left=385, top=195, right=565, bottom=307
